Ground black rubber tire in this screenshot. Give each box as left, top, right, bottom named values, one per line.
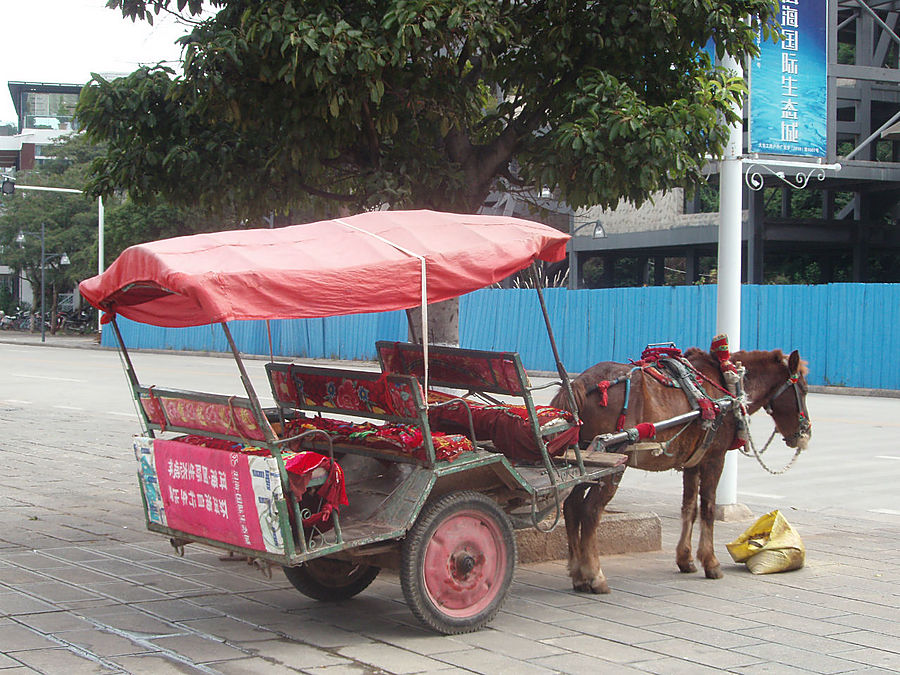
left=400, top=491, right=516, bottom=635
left=282, top=558, right=380, bottom=601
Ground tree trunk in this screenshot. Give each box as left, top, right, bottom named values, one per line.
left=50, top=286, right=59, bottom=335
left=26, top=270, right=38, bottom=333
left=406, top=298, right=460, bottom=346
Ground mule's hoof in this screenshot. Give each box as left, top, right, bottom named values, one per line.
left=573, top=582, right=593, bottom=593
left=590, top=579, right=611, bottom=594
left=705, top=565, right=723, bottom=579
left=678, top=561, right=697, bottom=574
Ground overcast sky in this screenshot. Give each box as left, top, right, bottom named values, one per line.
left=1, top=0, right=196, bottom=124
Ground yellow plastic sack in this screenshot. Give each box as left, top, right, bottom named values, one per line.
left=726, top=509, right=805, bottom=574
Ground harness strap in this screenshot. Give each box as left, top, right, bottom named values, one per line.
left=617, top=373, right=635, bottom=431
left=764, top=371, right=811, bottom=444
left=657, top=357, right=718, bottom=421
left=682, top=398, right=731, bottom=468
left=594, top=343, right=745, bottom=467
left=642, top=365, right=678, bottom=387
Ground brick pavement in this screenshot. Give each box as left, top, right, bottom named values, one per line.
left=1, top=335, right=899, bottom=673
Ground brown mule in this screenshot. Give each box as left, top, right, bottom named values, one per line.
left=552, top=347, right=811, bottom=593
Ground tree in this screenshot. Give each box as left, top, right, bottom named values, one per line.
left=81, top=0, right=778, bottom=221
left=0, top=133, right=231, bottom=330
left=0, top=136, right=100, bottom=329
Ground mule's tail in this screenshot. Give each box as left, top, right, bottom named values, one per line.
left=551, top=378, right=586, bottom=416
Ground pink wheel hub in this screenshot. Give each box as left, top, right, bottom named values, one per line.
left=422, top=509, right=508, bottom=618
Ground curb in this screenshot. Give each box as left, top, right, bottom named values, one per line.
left=515, top=511, right=662, bottom=564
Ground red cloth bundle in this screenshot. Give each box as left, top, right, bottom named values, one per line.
left=426, top=398, right=578, bottom=463
left=284, top=452, right=348, bottom=529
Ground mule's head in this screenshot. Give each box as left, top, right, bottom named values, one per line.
left=763, top=350, right=811, bottom=450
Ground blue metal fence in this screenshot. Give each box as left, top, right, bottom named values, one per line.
left=105, top=283, right=900, bottom=389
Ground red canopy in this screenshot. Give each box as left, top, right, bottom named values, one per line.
left=79, top=210, right=570, bottom=328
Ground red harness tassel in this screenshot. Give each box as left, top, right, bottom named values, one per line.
left=698, top=397, right=717, bottom=420
left=711, top=333, right=739, bottom=374
left=596, top=381, right=611, bottom=407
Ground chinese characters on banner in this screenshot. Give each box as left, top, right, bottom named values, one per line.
left=135, top=437, right=285, bottom=554
left=749, top=0, right=827, bottom=157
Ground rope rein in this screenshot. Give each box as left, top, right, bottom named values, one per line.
left=739, top=424, right=804, bottom=475
left=737, top=371, right=808, bottom=475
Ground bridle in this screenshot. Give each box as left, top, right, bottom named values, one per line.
left=736, top=364, right=811, bottom=475
left=763, top=370, right=811, bottom=445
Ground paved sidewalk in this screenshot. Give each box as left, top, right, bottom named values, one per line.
left=1, top=335, right=898, bottom=673
left=2, top=476, right=897, bottom=674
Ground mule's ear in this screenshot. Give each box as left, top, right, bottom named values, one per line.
left=788, top=350, right=800, bottom=374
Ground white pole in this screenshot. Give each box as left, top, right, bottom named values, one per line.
left=716, top=51, right=743, bottom=507
left=98, top=196, right=105, bottom=275
left=98, top=196, right=105, bottom=334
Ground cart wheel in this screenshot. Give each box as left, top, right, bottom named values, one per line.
left=282, top=558, right=380, bottom=601
left=401, top=491, right=516, bottom=634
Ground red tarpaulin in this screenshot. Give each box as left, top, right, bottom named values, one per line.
left=79, top=210, right=569, bottom=328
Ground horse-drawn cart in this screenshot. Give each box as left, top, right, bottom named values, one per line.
left=79, top=210, right=626, bottom=634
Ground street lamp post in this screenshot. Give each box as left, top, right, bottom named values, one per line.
left=40, top=223, right=45, bottom=343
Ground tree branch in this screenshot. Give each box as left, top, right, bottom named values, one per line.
left=361, top=100, right=381, bottom=165
left=296, top=181, right=356, bottom=203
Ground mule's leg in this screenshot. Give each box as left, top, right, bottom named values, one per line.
left=568, top=475, right=620, bottom=594
left=676, top=466, right=701, bottom=573
left=563, top=484, right=590, bottom=591
left=697, top=452, right=726, bottom=579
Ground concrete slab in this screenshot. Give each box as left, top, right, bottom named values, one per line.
left=516, top=511, right=662, bottom=564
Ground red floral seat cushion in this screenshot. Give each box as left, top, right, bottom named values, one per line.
left=281, top=417, right=474, bottom=462
left=425, top=393, right=579, bottom=463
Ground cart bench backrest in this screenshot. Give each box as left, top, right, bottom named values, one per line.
left=264, top=362, right=469, bottom=465
left=137, top=386, right=274, bottom=444
left=265, top=363, right=427, bottom=423
left=375, top=341, right=579, bottom=464
left=375, top=341, right=531, bottom=396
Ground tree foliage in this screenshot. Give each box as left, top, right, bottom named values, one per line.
left=0, top=133, right=233, bottom=314
left=0, top=135, right=102, bottom=309
left=81, top=0, right=778, bottom=219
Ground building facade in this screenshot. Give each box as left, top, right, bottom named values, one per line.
left=0, top=81, right=82, bottom=173
left=568, top=0, right=900, bottom=288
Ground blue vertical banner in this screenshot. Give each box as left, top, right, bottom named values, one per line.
left=702, top=37, right=717, bottom=66
left=749, top=0, right=827, bottom=157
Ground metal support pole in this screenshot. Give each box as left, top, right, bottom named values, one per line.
left=220, top=322, right=278, bottom=446
left=40, top=223, right=46, bottom=343
left=716, top=51, right=743, bottom=509
left=109, top=317, right=153, bottom=437
left=530, top=264, right=578, bottom=422
left=98, top=196, right=105, bottom=334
